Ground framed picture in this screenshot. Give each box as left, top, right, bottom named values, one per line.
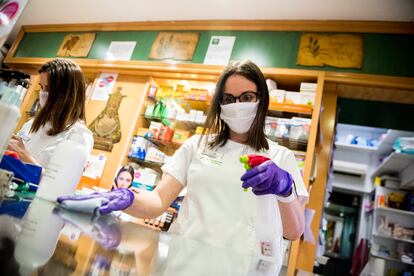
left=149, top=32, right=200, bottom=61
left=297, top=33, right=363, bottom=69
left=57, top=33, right=96, bottom=57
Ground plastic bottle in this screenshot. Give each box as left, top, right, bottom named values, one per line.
left=0, top=101, right=21, bottom=159
left=240, top=154, right=284, bottom=271
left=36, top=131, right=89, bottom=201
left=14, top=198, right=64, bottom=275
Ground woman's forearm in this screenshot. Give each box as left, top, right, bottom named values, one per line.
left=279, top=199, right=305, bottom=240
left=19, top=151, right=41, bottom=167
left=124, top=192, right=167, bottom=219
left=124, top=173, right=184, bottom=219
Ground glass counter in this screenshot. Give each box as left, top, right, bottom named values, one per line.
left=0, top=194, right=281, bottom=276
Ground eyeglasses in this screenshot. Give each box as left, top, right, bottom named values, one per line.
left=222, top=91, right=260, bottom=105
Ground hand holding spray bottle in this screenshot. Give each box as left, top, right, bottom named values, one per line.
left=239, top=154, right=288, bottom=273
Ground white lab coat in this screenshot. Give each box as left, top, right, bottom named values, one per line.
left=161, top=135, right=308, bottom=273
left=18, top=119, right=94, bottom=168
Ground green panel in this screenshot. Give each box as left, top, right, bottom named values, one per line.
left=14, top=30, right=414, bottom=77
left=338, top=98, right=414, bottom=131
left=87, top=31, right=157, bottom=60
left=14, top=32, right=68, bottom=58
left=362, top=34, right=414, bottom=77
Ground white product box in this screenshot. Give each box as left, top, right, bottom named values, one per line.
left=195, top=111, right=205, bottom=124
left=145, top=146, right=165, bottom=163
left=189, top=109, right=198, bottom=122
left=269, top=89, right=285, bottom=103
left=300, top=92, right=316, bottom=106
left=300, top=82, right=317, bottom=93
left=284, top=91, right=302, bottom=105
left=266, top=79, right=278, bottom=90
left=176, top=112, right=189, bottom=121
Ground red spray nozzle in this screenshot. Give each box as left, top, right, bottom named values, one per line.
left=240, top=154, right=270, bottom=170
left=240, top=154, right=271, bottom=192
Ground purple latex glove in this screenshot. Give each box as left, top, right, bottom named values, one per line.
left=54, top=207, right=122, bottom=249
left=241, top=160, right=293, bottom=196
left=57, top=188, right=135, bottom=215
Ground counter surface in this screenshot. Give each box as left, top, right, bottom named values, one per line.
left=0, top=194, right=280, bottom=276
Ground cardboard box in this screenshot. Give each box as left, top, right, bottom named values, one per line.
left=300, top=92, right=316, bottom=106
left=284, top=91, right=302, bottom=105
left=172, top=129, right=190, bottom=144
left=269, top=89, right=285, bottom=104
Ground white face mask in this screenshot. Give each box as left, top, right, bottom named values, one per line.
left=220, top=102, right=258, bottom=134
left=39, top=90, right=49, bottom=107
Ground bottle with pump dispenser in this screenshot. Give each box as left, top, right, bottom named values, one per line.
left=36, top=130, right=89, bottom=201
left=0, top=70, right=29, bottom=160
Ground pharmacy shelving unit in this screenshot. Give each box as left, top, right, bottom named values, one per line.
left=369, top=129, right=414, bottom=272
left=329, top=124, right=386, bottom=263
left=371, top=186, right=414, bottom=270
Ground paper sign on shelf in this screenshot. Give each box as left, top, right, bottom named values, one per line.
left=104, top=41, right=137, bottom=61
left=304, top=208, right=316, bottom=244
left=203, top=36, right=236, bottom=66
left=82, top=154, right=107, bottom=179
left=91, top=73, right=118, bottom=101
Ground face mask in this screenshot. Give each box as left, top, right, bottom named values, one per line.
left=39, top=90, right=49, bottom=107
left=220, top=102, right=258, bottom=134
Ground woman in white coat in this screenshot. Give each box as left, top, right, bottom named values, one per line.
left=58, top=60, right=307, bottom=271
left=7, top=58, right=93, bottom=168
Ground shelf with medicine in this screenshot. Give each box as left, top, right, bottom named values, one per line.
left=370, top=185, right=414, bottom=268
left=369, top=130, right=414, bottom=266
left=127, top=77, right=214, bottom=169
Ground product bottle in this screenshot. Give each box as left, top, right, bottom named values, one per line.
left=240, top=155, right=283, bottom=271
left=0, top=101, right=20, bottom=159
left=14, top=198, right=64, bottom=275
left=36, top=131, right=89, bottom=201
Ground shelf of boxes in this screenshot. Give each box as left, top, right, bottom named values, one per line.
left=376, top=129, right=414, bottom=157
left=371, top=152, right=414, bottom=188
left=371, top=185, right=414, bottom=267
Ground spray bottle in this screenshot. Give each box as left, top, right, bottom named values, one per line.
left=240, top=154, right=284, bottom=272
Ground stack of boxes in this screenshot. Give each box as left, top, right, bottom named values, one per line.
left=267, top=80, right=317, bottom=108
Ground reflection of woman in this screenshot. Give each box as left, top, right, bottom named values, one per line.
left=59, top=61, right=307, bottom=273
left=7, top=58, right=93, bottom=168
left=112, top=166, right=134, bottom=190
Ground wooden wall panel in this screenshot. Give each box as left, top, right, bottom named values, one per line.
left=85, top=75, right=148, bottom=189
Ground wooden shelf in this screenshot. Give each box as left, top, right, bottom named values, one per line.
left=148, top=96, right=210, bottom=112
left=144, top=115, right=205, bottom=130
left=137, top=135, right=184, bottom=149
left=373, top=233, right=414, bottom=244
left=268, top=103, right=313, bottom=116
left=127, top=156, right=164, bottom=171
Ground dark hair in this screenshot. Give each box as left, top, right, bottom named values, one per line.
left=31, top=58, right=86, bottom=136
left=114, top=166, right=135, bottom=189
left=202, top=60, right=269, bottom=151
